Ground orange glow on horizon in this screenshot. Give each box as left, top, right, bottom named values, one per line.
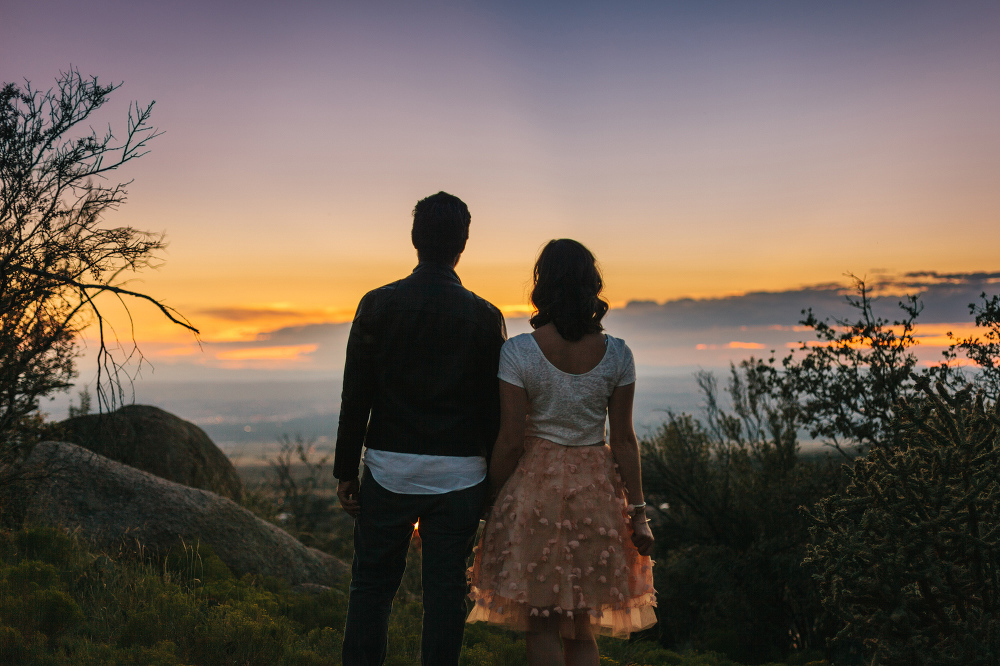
left=779, top=322, right=986, bottom=351
left=214, top=344, right=319, bottom=361
left=696, top=341, right=770, bottom=351
left=156, top=346, right=201, bottom=357
left=923, top=357, right=980, bottom=367
left=728, top=341, right=767, bottom=350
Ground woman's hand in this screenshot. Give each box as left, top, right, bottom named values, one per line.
left=609, top=384, right=654, bottom=557
left=630, top=514, right=654, bottom=557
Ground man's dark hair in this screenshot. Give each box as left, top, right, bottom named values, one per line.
left=411, top=192, right=471, bottom=264
left=529, top=238, right=609, bottom=341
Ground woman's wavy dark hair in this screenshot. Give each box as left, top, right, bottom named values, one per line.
left=529, top=239, right=609, bottom=341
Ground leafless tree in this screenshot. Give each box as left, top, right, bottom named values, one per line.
left=0, top=69, right=198, bottom=480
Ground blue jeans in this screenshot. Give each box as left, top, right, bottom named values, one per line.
left=342, top=469, right=487, bottom=666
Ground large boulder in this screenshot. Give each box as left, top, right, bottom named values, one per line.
left=15, top=442, right=347, bottom=586
left=59, top=404, right=243, bottom=502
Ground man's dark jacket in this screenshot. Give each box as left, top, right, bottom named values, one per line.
left=333, top=262, right=507, bottom=481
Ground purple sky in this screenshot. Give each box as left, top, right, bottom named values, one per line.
left=4, top=1, right=1000, bottom=359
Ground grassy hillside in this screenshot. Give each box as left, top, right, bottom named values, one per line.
left=0, top=523, right=824, bottom=666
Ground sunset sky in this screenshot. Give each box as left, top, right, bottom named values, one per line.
left=4, top=1, right=1000, bottom=376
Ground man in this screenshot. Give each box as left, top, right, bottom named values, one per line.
left=334, top=192, right=507, bottom=666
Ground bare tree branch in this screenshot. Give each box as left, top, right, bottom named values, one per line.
left=1, top=69, right=196, bottom=474
left=10, top=262, right=199, bottom=334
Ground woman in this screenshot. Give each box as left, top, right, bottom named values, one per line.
left=467, top=239, right=656, bottom=666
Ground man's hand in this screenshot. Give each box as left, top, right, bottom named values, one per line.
left=337, top=478, right=360, bottom=517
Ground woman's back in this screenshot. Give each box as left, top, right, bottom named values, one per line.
left=498, top=323, right=635, bottom=448
left=530, top=324, right=606, bottom=375
left=468, top=239, right=656, bottom=655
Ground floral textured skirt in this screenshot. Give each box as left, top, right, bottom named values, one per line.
left=467, top=437, right=657, bottom=639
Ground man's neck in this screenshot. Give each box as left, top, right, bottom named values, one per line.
left=416, top=254, right=460, bottom=269
left=412, top=260, right=462, bottom=286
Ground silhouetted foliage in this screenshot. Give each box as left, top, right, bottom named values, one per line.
left=942, top=292, right=1000, bottom=401
left=641, top=367, right=839, bottom=664
left=773, top=276, right=922, bottom=458
left=268, top=434, right=337, bottom=539
left=66, top=387, right=91, bottom=419
left=638, top=279, right=998, bottom=663
left=747, top=279, right=1000, bottom=458
left=0, top=70, right=197, bottom=482
left=808, top=380, right=1000, bottom=666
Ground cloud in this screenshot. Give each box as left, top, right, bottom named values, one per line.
left=695, top=342, right=768, bottom=351
left=140, top=322, right=352, bottom=376
left=215, top=344, right=319, bottom=361
left=143, top=271, right=1000, bottom=378
left=604, top=272, right=1000, bottom=369
left=899, top=270, right=1000, bottom=284
left=198, top=307, right=316, bottom=322
left=252, top=322, right=352, bottom=345
left=610, top=272, right=999, bottom=333
left=867, top=272, right=1000, bottom=323
left=197, top=322, right=352, bottom=369
left=609, top=284, right=853, bottom=332
left=727, top=341, right=767, bottom=350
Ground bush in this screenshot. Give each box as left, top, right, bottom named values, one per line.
left=0, top=559, right=84, bottom=638
left=641, top=368, right=841, bottom=663
left=0, top=525, right=353, bottom=665
left=15, top=526, right=75, bottom=567
left=0, top=625, right=30, bottom=664
left=0, top=509, right=826, bottom=666
left=808, top=381, right=1000, bottom=665
left=248, top=433, right=355, bottom=562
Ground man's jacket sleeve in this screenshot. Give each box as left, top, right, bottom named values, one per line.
left=333, top=296, right=377, bottom=480
left=481, top=307, right=508, bottom=461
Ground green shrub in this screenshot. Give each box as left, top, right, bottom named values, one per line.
left=808, top=381, right=1000, bottom=665
left=0, top=559, right=83, bottom=638
left=460, top=623, right=526, bottom=665
left=0, top=624, right=30, bottom=664
left=597, top=639, right=686, bottom=665
left=281, top=586, right=349, bottom=634
left=0, top=526, right=341, bottom=665
left=0, top=504, right=816, bottom=666
left=190, top=604, right=295, bottom=666
left=32, top=588, right=85, bottom=636
left=3, top=558, right=61, bottom=592
left=118, top=640, right=187, bottom=666
left=641, top=368, right=842, bottom=663
left=303, top=625, right=343, bottom=657
left=15, top=526, right=75, bottom=567
left=162, top=541, right=233, bottom=587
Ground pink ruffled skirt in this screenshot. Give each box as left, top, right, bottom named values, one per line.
left=467, top=437, right=657, bottom=639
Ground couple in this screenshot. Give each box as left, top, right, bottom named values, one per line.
left=334, top=192, right=656, bottom=666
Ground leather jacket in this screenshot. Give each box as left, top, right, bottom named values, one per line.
left=333, top=261, right=507, bottom=480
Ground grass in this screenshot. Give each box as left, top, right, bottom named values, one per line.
left=0, top=523, right=827, bottom=666
left=0, top=449, right=828, bottom=665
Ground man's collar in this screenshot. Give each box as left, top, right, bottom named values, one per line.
left=412, top=261, right=462, bottom=285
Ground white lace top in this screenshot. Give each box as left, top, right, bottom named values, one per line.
left=497, top=333, right=636, bottom=447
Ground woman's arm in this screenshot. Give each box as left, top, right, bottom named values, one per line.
left=487, top=380, right=529, bottom=499
left=608, top=382, right=654, bottom=556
